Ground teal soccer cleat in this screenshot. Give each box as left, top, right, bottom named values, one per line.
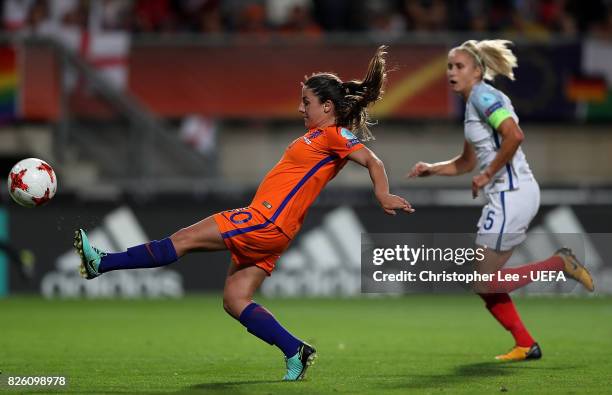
left=283, top=343, right=317, bottom=381
left=74, top=229, right=106, bottom=279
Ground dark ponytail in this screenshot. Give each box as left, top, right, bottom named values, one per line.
left=304, top=45, right=388, bottom=141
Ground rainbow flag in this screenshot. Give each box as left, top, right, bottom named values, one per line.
left=0, top=46, right=19, bottom=123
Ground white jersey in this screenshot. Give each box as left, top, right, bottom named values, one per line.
left=465, top=81, right=534, bottom=193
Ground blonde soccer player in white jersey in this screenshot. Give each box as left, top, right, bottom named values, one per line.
left=407, top=40, right=594, bottom=361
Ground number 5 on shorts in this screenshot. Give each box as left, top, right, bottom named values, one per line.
left=484, top=210, right=495, bottom=230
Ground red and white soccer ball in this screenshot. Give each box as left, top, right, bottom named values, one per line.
left=7, top=158, right=57, bottom=207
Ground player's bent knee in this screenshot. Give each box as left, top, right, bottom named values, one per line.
left=222, top=295, right=244, bottom=319
left=222, top=297, right=234, bottom=317
left=222, top=288, right=239, bottom=317
left=223, top=289, right=252, bottom=319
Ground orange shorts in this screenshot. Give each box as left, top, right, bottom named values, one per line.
left=213, top=207, right=291, bottom=275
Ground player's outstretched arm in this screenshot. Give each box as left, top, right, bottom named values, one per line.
left=407, top=140, right=476, bottom=178
left=348, top=147, right=415, bottom=216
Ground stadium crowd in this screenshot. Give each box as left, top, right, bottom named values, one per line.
left=2, top=0, right=611, bottom=38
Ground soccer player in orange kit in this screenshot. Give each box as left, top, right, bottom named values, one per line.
left=74, top=46, right=414, bottom=381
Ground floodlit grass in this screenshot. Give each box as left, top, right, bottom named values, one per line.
left=1, top=295, right=611, bottom=394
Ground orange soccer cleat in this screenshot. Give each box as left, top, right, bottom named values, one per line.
left=555, top=247, right=595, bottom=292
left=495, top=343, right=542, bottom=362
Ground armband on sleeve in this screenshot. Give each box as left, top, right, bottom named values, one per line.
left=488, top=108, right=512, bottom=129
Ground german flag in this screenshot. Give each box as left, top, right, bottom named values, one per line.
left=566, top=75, right=608, bottom=103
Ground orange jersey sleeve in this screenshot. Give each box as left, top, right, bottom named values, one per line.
left=250, top=126, right=364, bottom=238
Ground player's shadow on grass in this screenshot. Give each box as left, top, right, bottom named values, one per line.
left=388, top=361, right=533, bottom=390
left=180, top=380, right=283, bottom=394
left=455, top=361, right=520, bottom=377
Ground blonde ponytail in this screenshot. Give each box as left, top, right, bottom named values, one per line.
left=457, top=39, right=517, bottom=81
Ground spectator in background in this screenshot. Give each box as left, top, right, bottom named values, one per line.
left=95, top=0, right=132, bottom=32
left=60, top=0, right=88, bottom=29
left=179, top=115, right=218, bottom=176
left=531, top=0, right=576, bottom=35
left=266, top=0, right=308, bottom=26
left=197, top=4, right=223, bottom=33
left=403, top=0, right=448, bottom=32
left=133, top=0, right=175, bottom=33
left=24, top=0, right=55, bottom=35
left=179, top=115, right=217, bottom=156
left=464, top=0, right=490, bottom=32
left=278, top=4, right=322, bottom=37
left=565, top=0, right=608, bottom=33
left=535, top=0, right=569, bottom=33
left=4, top=0, right=611, bottom=37
left=235, top=3, right=269, bottom=35
left=364, top=1, right=406, bottom=37
left=485, top=0, right=515, bottom=31
left=172, top=0, right=220, bottom=32
left=503, top=1, right=551, bottom=37
left=3, top=0, right=35, bottom=32
left=587, top=1, right=612, bottom=38
left=220, top=0, right=263, bottom=32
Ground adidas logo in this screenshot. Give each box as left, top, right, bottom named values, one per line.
left=41, top=206, right=184, bottom=298
left=497, top=206, right=605, bottom=295
left=261, top=206, right=367, bottom=297
left=262, top=205, right=610, bottom=297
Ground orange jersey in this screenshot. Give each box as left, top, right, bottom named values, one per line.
left=250, top=125, right=364, bottom=239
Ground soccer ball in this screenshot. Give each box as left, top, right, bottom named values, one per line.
left=7, top=158, right=57, bottom=207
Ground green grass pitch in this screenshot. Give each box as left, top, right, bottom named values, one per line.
left=1, top=295, right=611, bottom=394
